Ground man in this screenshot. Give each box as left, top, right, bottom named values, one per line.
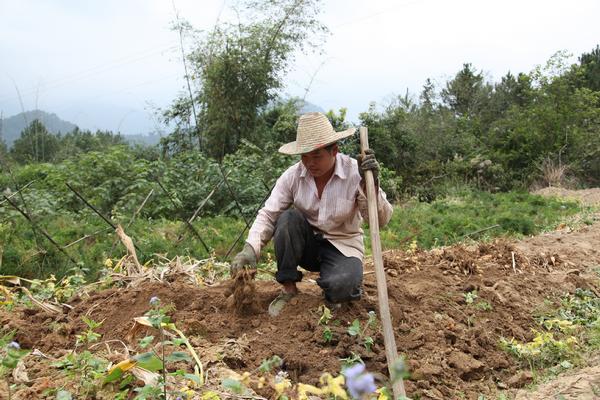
left=230, top=112, right=393, bottom=316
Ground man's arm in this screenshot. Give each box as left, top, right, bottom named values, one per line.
left=357, top=186, right=393, bottom=227
left=230, top=170, right=294, bottom=275
left=245, top=169, right=294, bottom=259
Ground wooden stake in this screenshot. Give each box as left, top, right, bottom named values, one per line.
left=511, top=251, right=517, bottom=274
left=3, top=195, right=79, bottom=266
left=66, top=182, right=143, bottom=254
left=359, top=127, right=407, bottom=398
left=155, top=178, right=210, bottom=253
left=177, top=173, right=227, bottom=242
left=217, top=164, right=251, bottom=228
left=0, top=180, right=37, bottom=206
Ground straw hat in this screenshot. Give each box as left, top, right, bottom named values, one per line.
left=278, top=112, right=356, bottom=155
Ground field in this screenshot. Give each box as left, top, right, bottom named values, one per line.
left=0, top=189, right=599, bottom=399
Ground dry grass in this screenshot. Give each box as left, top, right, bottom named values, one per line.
left=538, top=157, right=569, bottom=188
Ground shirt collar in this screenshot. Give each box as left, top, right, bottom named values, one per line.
left=333, top=153, right=347, bottom=179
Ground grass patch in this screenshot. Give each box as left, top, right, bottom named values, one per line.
left=373, top=188, right=582, bottom=252
left=0, top=188, right=588, bottom=279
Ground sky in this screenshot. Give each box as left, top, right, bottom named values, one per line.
left=1, top=0, right=599, bottom=135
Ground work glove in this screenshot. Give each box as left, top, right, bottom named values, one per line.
left=358, top=149, right=379, bottom=186
left=230, top=243, right=257, bottom=276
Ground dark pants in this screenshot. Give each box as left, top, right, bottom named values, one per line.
left=273, top=209, right=363, bottom=303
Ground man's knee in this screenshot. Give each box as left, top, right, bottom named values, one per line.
left=275, top=209, right=305, bottom=235
left=277, top=209, right=304, bottom=226
left=324, top=281, right=362, bottom=303
left=319, top=271, right=362, bottom=303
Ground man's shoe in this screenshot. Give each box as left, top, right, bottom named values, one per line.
left=325, top=300, right=342, bottom=310
left=268, top=292, right=295, bottom=316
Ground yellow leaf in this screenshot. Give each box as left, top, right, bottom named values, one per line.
left=201, top=391, right=221, bottom=400
left=376, top=388, right=391, bottom=400
left=240, top=371, right=251, bottom=385
left=320, top=373, right=347, bottom=399
left=298, top=383, right=323, bottom=400
left=0, top=276, right=22, bottom=285
left=108, top=358, right=137, bottom=375
left=133, top=316, right=154, bottom=327
left=179, top=387, right=195, bottom=399
left=274, top=378, right=292, bottom=396
left=0, top=285, right=13, bottom=300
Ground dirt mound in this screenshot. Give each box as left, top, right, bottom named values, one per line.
left=2, top=221, right=600, bottom=399
left=534, top=187, right=600, bottom=206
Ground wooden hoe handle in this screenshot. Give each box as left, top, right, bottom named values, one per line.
left=359, top=127, right=407, bottom=398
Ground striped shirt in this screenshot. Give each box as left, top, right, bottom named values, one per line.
left=246, top=153, right=393, bottom=260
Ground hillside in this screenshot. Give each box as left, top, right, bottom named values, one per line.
left=0, top=110, right=77, bottom=146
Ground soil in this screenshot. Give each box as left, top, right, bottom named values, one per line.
left=534, top=187, right=600, bottom=207
left=1, top=190, right=599, bottom=399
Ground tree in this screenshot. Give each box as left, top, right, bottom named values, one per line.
left=490, top=72, right=532, bottom=113
left=254, top=98, right=302, bottom=146
left=419, top=78, right=437, bottom=113
left=441, top=63, right=490, bottom=118
left=578, top=44, right=600, bottom=92
left=488, top=63, right=600, bottom=186
left=54, top=127, right=128, bottom=161
left=358, top=101, right=416, bottom=177
left=164, top=0, right=327, bottom=160
left=10, top=120, right=59, bottom=163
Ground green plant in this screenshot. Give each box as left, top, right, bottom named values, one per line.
left=146, top=296, right=173, bottom=399
left=104, top=296, right=203, bottom=400
left=474, top=300, right=493, bottom=311
left=258, top=355, right=283, bottom=373
left=52, top=349, right=108, bottom=398
left=317, top=305, right=336, bottom=344
left=347, top=311, right=379, bottom=351
left=51, top=316, right=107, bottom=398
left=463, top=290, right=478, bottom=304
left=1, top=337, right=29, bottom=400
left=463, top=290, right=493, bottom=311
left=322, top=327, right=333, bottom=343
left=500, top=330, right=578, bottom=370
left=75, top=316, right=102, bottom=347
left=339, top=352, right=364, bottom=369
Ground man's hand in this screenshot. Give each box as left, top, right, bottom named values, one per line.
left=230, top=243, right=257, bottom=276
left=358, top=149, right=380, bottom=186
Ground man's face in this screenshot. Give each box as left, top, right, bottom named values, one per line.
left=301, top=145, right=337, bottom=178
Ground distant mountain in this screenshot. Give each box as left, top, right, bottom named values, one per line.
left=297, top=99, right=325, bottom=114
left=125, top=132, right=162, bottom=147
left=0, top=110, right=78, bottom=146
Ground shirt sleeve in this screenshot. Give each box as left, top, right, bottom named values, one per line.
left=246, top=168, right=294, bottom=258
left=357, top=184, right=393, bottom=227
